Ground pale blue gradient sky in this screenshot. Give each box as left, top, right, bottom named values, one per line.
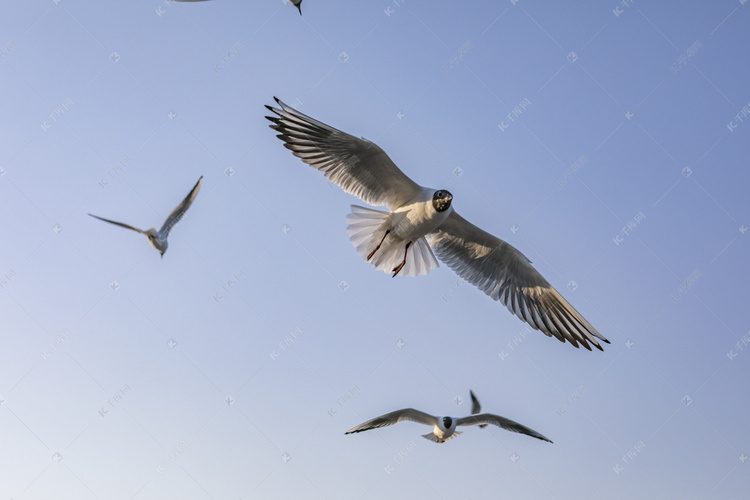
left=1, top=1, right=749, bottom=499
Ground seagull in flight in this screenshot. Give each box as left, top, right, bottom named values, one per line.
left=470, top=390, right=488, bottom=428
left=265, top=98, right=609, bottom=351
left=88, top=176, right=203, bottom=258
left=345, top=407, right=552, bottom=444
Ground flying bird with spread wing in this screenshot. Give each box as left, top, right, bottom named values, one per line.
left=88, top=176, right=203, bottom=258
left=265, top=98, right=609, bottom=351
left=345, top=406, right=552, bottom=444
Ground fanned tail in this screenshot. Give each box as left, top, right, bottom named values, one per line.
left=421, top=431, right=461, bottom=443
left=345, top=205, right=438, bottom=277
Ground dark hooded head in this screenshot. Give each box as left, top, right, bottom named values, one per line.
left=432, top=190, right=453, bottom=213
left=442, top=416, right=453, bottom=428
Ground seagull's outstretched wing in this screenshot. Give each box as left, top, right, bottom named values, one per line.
left=266, top=97, right=422, bottom=210
left=88, top=214, right=146, bottom=235
left=160, top=176, right=203, bottom=236
left=429, top=211, right=609, bottom=351
left=456, top=413, right=553, bottom=443
left=345, top=409, right=437, bottom=434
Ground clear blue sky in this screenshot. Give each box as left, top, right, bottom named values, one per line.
left=1, top=1, right=748, bottom=498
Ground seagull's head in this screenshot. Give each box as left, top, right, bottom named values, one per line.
left=432, top=190, right=453, bottom=213
left=442, top=416, right=453, bottom=429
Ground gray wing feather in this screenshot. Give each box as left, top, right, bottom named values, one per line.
left=345, top=408, right=437, bottom=434
left=88, top=214, right=145, bottom=235
left=429, top=211, right=609, bottom=351
left=160, top=176, right=203, bottom=236
left=266, top=97, right=422, bottom=210
left=470, top=390, right=481, bottom=415
left=456, top=413, right=553, bottom=443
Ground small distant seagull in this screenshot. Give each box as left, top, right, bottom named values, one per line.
left=88, top=176, right=203, bottom=258
left=265, top=97, right=609, bottom=351
left=290, top=0, right=302, bottom=15
left=345, top=408, right=552, bottom=444
left=470, top=390, right=488, bottom=428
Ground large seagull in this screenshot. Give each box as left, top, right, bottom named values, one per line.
left=265, top=97, right=608, bottom=351
left=88, top=176, right=203, bottom=258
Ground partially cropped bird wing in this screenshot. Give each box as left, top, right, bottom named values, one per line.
left=160, top=176, right=203, bottom=237
left=429, top=211, right=609, bottom=351
left=266, top=97, right=422, bottom=210
left=456, top=413, right=553, bottom=443
left=345, top=408, right=437, bottom=434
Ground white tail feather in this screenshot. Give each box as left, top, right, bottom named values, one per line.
left=346, top=205, right=438, bottom=277
left=421, top=431, right=461, bottom=443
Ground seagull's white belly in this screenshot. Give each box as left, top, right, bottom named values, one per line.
left=433, top=425, right=452, bottom=439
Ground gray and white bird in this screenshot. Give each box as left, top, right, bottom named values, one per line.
left=265, top=97, right=609, bottom=351
left=345, top=407, right=552, bottom=444
left=88, top=176, right=203, bottom=258
left=470, top=390, right=488, bottom=428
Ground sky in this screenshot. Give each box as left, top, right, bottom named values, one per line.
left=1, top=0, right=749, bottom=498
